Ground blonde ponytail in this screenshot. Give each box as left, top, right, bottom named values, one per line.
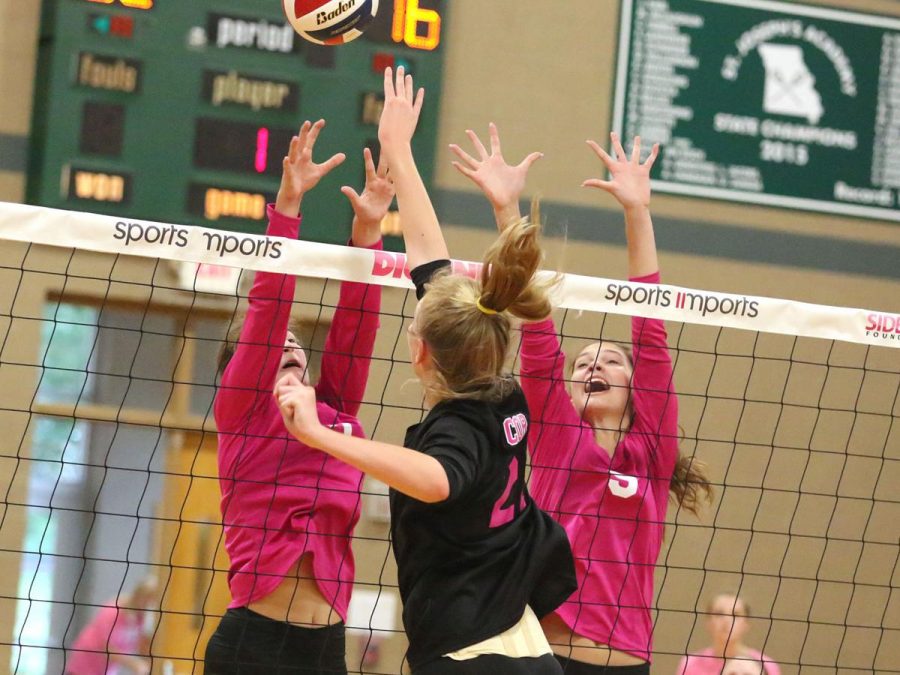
left=415, top=200, right=557, bottom=402
left=478, top=199, right=555, bottom=321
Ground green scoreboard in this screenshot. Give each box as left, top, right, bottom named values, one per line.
left=27, top=0, right=446, bottom=243
left=614, top=0, right=900, bottom=222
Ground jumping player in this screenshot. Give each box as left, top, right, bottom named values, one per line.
left=450, top=125, right=713, bottom=674
left=275, top=68, right=576, bottom=674
left=204, top=120, right=391, bottom=674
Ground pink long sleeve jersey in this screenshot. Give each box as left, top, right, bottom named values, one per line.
left=677, top=648, right=781, bottom=675
left=214, top=206, right=381, bottom=621
left=66, top=604, right=144, bottom=674
left=520, top=271, right=678, bottom=662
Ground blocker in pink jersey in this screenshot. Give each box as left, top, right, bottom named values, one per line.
left=450, top=126, right=713, bottom=671
left=522, top=134, right=713, bottom=669
left=521, top=272, right=676, bottom=662
left=204, top=120, right=389, bottom=675
left=215, top=203, right=381, bottom=616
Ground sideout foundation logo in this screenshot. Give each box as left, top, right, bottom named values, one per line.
left=371, top=252, right=483, bottom=281
left=865, top=312, right=900, bottom=342
left=605, top=283, right=759, bottom=318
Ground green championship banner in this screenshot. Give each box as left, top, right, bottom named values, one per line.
left=613, top=0, right=900, bottom=221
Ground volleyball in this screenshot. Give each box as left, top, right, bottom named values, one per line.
left=283, top=0, right=379, bottom=45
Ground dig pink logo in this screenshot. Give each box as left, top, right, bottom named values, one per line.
left=370, top=252, right=483, bottom=281
left=371, top=251, right=411, bottom=279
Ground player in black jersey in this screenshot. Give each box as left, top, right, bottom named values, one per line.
left=274, top=67, right=576, bottom=674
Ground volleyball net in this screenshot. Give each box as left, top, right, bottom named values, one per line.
left=0, top=202, right=897, bottom=674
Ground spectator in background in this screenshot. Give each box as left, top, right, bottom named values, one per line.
left=677, top=594, right=780, bottom=675
left=722, top=658, right=767, bottom=675
left=65, top=577, right=159, bottom=675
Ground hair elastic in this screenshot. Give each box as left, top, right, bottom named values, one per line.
left=476, top=297, right=498, bottom=315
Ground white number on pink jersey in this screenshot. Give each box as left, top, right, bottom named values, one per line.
left=608, top=470, right=639, bottom=498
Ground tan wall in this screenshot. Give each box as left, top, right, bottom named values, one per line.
left=0, top=237, right=44, bottom=669
left=0, top=0, right=898, bottom=673
left=435, top=0, right=900, bottom=255
left=0, top=0, right=40, bottom=202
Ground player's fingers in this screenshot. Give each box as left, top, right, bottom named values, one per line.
left=451, top=161, right=478, bottom=181
left=383, top=67, right=394, bottom=98
left=583, top=178, right=615, bottom=191
left=395, top=66, right=407, bottom=99
left=466, top=129, right=489, bottom=160
left=611, top=132, right=627, bottom=161
left=586, top=140, right=616, bottom=171
left=517, top=151, right=544, bottom=172
left=631, top=136, right=642, bottom=164
left=319, top=152, right=347, bottom=174
left=488, top=123, right=503, bottom=156
left=295, top=120, right=312, bottom=148
left=449, top=144, right=479, bottom=169
left=362, top=147, right=377, bottom=181
left=287, top=135, right=302, bottom=164
left=340, top=185, right=361, bottom=208
left=644, top=143, right=660, bottom=170
left=306, top=119, right=326, bottom=149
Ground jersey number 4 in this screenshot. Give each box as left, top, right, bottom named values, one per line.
left=490, top=455, right=527, bottom=528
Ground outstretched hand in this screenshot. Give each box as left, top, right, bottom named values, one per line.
left=342, top=147, right=394, bottom=248
left=450, top=122, right=542, bottom=227
left=276, top=119, right=347, bottom=216
left=378, top=66, right=425, bottom=160
left=375, top=65, right=446, bottom=268
left=583, top=132, right=658, bottom=211
left=274, top=372, right=322, bottom=445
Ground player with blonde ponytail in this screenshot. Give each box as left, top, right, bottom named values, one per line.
left=275, top=68, right=575, bottom=674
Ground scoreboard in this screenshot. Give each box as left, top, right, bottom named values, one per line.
left=27, top=0, right=446, bottom=243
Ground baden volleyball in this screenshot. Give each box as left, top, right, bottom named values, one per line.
left=283, top=0, right=379, bottom=45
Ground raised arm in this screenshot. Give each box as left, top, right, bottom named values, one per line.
left=584, top=132, right=660, bottom=278
left=628, top=273, right=679, bottom=474
left=216, top=120, right=345, bottom=423
left=317, top=147, right=393, bottom=414
left=518, top=319, right=588, bottom=470
left=377, top=66, right=448, bottom=268
left=585, top=134, right=677, bottom=468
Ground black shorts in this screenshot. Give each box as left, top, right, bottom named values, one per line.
left=204, top=607, right=347, bottom=674
left=415, top=653, right=563, bottom=674
left=554, top=655, right=650, bottom=675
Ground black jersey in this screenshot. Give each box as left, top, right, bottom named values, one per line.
left=390, top=383, right=577, bottom=669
